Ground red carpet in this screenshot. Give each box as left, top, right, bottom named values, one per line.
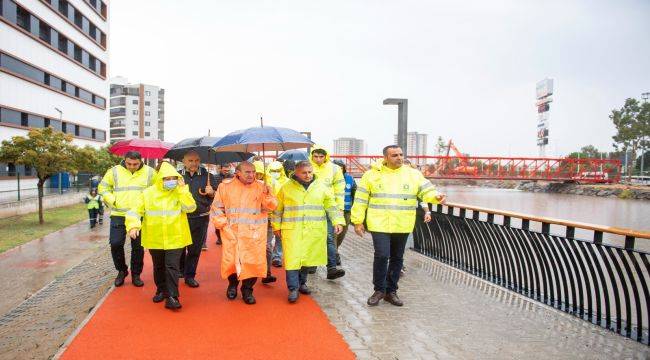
left=61, top=225, right=354, bottom=360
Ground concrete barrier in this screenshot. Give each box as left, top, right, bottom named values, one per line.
left=0, top=192, right=85, bottom=218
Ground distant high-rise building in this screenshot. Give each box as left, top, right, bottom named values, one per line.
left=109, top=77, right=165, bottom=142
left=333, top=137, right=365, bottom=155
left=394, top=132, right=427, bottom=156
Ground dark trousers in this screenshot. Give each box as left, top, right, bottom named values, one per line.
left=326, top=218, right=337, bottom=270
left=109, top=216, right=144, bottom=275
left=286, top=268, right=309, bottom=291
left=371, top=232, right=409, bottom=293
left=150, top=249, right=183, bottom=298
left=88, top=209, right=99, bottom=228
left=227, top=274, right=257, bottom=295
left=179, top=216, right=209, bottom=278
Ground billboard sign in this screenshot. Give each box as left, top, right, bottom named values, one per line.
left=536, top=79, right=554, bottom=99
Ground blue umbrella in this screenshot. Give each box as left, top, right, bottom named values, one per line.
left=165, top=136, right=253, bottom=164
left=212, top=126, right=313, bottom=153
left=278, top=149, right=309, bottom=162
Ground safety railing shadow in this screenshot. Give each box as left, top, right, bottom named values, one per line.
left=413, top=202, right=650, bottom=345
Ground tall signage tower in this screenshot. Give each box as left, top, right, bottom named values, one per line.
left=536, top=79, right=554, bottom=157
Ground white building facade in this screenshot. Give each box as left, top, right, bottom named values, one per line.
left=109, top=76, right=164, bottom=142
left=0, top=0, right=109, bottom=181
left=333, top=137, right=365, bottom=155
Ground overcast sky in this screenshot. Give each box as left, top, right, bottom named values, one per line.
left=109, top=0, right=650, bottom=157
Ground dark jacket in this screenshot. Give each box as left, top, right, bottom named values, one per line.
left=181, top=167, right=218, bottom=218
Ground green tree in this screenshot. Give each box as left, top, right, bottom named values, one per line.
left=434, top=136, right=446, bottom=155
left=76, top=145, right=121, bottom=176
left=610, top=98, right=650, bottom=180
left=0, top=128, right=78, bottom=224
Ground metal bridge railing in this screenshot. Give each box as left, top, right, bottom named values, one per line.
left=413, top=202, right=650, bottom=345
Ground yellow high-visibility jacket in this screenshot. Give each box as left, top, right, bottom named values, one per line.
left=98, top=162, right=155, bottom=217
left=309, top=145, right=345, bottom=210
left=351, top=161, right=440, bottom=233
left=272, top=177, right=344, bottom=270
left=266, top=161, right=289, bottom=196
left=125, top=162, right=196, bottom=250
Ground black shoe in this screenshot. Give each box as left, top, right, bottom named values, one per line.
left=307, top=267, right=316, bottom=274
left=185, top=278, right=199, bottom=288
left=132, top=274, right=144, bottom=287
left=326, top=268, right=345, bottom=280
left=152, top=292, right=166, bottom=303
left=298, top=284, right=311, bottom=295
left=226, top=285, right=237, bottom=300
left=114, top=270, right=128, bottom=287
left=288, top=289, right=299, bottom=303
left=271, top=259, right=282, bottom=267
left=261, top=274, right=277, bottom=284
left=242, top=292, right=256, bottom=305
left=367, top=291, right=385, bottom=306
left=165, top=297, right=182, bottom=310
left=384, top=292, right=404, bottom=306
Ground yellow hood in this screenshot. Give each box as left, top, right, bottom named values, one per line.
left=310, top=145, right=331, bottom=167
left=155, top=162, right=182, bottom=188
left=253, top=160, right=265, bottom=174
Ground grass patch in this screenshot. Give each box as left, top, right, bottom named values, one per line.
left=618, top=189, right=634, bottom=199
left=0, top=202, right=88, bottom=253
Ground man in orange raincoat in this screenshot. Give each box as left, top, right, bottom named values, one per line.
left=211, top=162, right=277, bottom=305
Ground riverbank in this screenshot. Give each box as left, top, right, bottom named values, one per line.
left=431, top=179, right=650, bottom=201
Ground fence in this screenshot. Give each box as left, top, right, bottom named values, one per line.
left=413, top=202, right=650, bottom=345
left=0, top=173, right=95, bottom=204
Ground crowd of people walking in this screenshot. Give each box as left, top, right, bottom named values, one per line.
left=94, top=144, right=446, bottom=310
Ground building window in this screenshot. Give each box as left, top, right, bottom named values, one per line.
left=145, top=101, right=150, bottom=106
left=1, top=106, right=104, bottom=142
left=110, top=108, right=126, bottom=117
left=43, top=0, right=107, bottom=48
left=133, top=110, right=138, bottom=115
left=0, top=1, right=107, bottom=77
left=132, top=99, right=138, bottom=104
left=0, top=52, right=105, bottom=108
left=145, top=111, right=150, bottom=116
left=144, top=132, right=150, bottom=137
left=132, top=131, right=138, bottom=136
left=133, top=120, right=138, bottom=125
left=144, top=121, right=150, bottom=126
left=145, top=91, right=150, bottom=96
left=109, top=97, right=125, bottom=107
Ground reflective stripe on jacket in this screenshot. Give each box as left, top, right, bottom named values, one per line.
left=211, top=178, right=277, bottom=280
left=351, top=162, right=440, bottom=233
left=125, top=162, right=196, bottom=250
left=271, top=177, right=344, bottom=270
left=98, top=163, right=155, bottom=217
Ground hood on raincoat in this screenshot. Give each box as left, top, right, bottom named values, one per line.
left=155, top=162, right=182, bottom=189
left=310, top=145, right=331, bottom=165
left=267, top=160, right=288, bottom=180
left=253, top=160, right=265, bottom=174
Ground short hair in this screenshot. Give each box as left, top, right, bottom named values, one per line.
left=124, top=151, right=142, bottom=160
left=183, top=150, right=200, bottom=159
left=294, top=161, right=313, bottom=171
left=383, top=145, right=401, bottom=156
left=236, top=161, right=254, bottom=171
left=311, top=148, right=327, bottom=156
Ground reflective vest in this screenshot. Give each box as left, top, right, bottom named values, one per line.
left=310, top=145, right=345, bottom=210
left=85, top=194, right=101, bottom=210
left=98, top=163, right=155, bottom=217
left=211, top=178, right=277, bottom=280
left=351, top=162, right=440, bottom=233
left=125, top=162, right=196, bottom=250
left=271, top=178, right=344, bottom=270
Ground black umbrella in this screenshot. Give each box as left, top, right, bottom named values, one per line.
left=165, top=136, right=253, bottom=164
left=277, top=149, right=310, bottom=162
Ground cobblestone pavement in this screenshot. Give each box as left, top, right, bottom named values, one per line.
left=0, top=224, right=116, bottom=360
left=308, top=232, right=650, bottom=360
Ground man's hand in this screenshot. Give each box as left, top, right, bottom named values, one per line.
left=354, top=223, right=365, bottom=237
left=204, top=184, right=215, bottom=196
left=334, top=224, right=343, bottom=235
left=436, top=194, right=446, bottom=205
left=273, top=230, right=281, bottom=239
left=424, top=212, right=432, bottom=223
left=128, top=228, right=140, bottom=239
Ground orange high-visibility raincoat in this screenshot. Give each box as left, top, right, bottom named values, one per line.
left=211, top=177, right=277, bottom=280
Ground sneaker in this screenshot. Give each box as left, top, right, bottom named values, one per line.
left=288, top=289, right=299, bottom=303
left=367, top=291, right=385, bottom=306
left=114, top=270, right=128, bottom=287
left=202, top=244, right=208, bottom=251
left=326, top=268, right=345, bottom=280
left=261, top=274, right=277, bottom=284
